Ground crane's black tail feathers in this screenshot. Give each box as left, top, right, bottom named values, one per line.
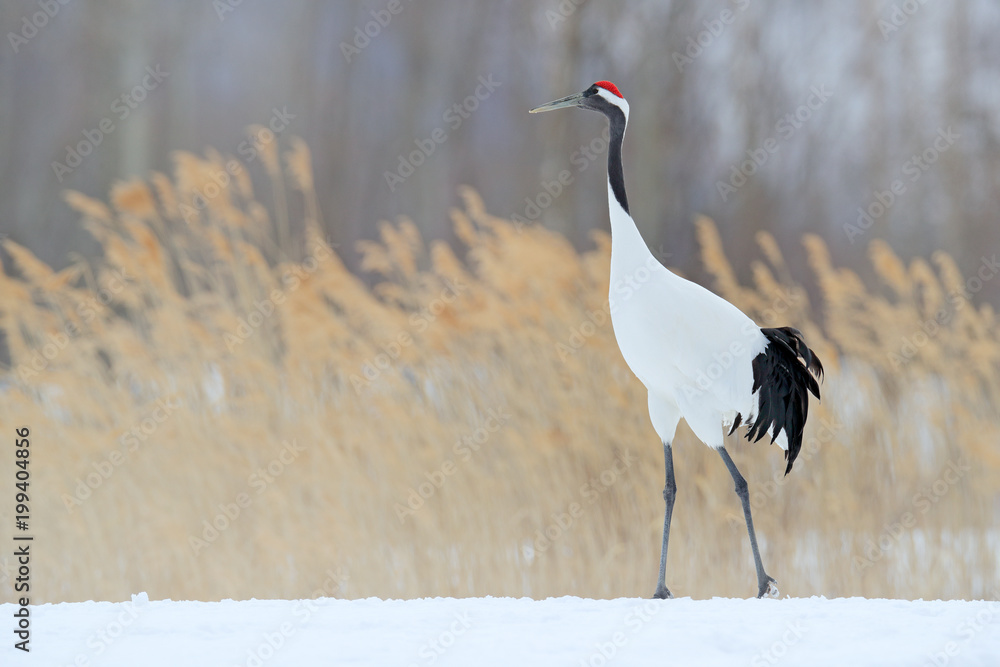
left=741, top=327, right=824, bottom=476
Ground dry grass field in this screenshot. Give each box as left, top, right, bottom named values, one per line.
left=0, top=135, right=997, bottom=604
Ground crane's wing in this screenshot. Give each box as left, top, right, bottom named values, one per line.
left=745, top=326, right=823, bottom=473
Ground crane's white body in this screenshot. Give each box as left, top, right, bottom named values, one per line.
left=606, top=174, right=776, bottom=452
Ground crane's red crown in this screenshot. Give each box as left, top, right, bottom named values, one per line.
left=594, top=81, right=623, bottom=99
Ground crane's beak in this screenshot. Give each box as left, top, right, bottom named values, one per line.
left=529, top=92, right=585, bottom=113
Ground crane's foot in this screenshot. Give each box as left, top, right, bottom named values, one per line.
left=757, top=575, right=779, bottom=599
left=652, top=585, right=673, bottom=600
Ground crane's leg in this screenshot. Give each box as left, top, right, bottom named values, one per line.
left=718, top=447, right=778, bottom=599
left=653, top=441, right=676, bottom=599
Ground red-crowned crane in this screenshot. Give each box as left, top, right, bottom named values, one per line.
left=530, top=81, right=824, bottom=599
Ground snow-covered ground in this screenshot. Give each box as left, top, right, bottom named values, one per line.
left=3, top=594, right=999, bottom=666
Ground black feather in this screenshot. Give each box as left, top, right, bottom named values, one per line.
left=728, top=413, right=742, bottom=437
left=746, top=327, right=824, bottom=476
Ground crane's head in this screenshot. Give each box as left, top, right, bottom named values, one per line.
left=529, top=81, right=629, bottom=123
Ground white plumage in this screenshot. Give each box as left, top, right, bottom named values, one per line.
left=607, top=180, right=769, bottom=450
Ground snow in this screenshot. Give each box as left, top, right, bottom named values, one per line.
left=3, top=594, right=999, bottom=666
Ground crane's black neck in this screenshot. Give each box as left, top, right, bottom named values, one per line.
left=606, top=108, right=629, bottom=215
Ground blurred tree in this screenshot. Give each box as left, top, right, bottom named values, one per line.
left=1, top=0, right=998, bottom=304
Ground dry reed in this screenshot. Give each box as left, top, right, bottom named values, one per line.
left=0, top=134, right=997, bottom=604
